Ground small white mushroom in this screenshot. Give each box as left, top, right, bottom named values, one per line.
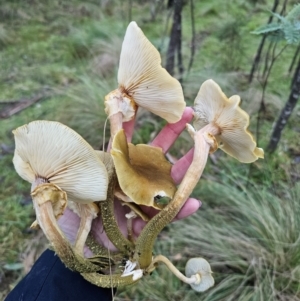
left=185, top=258, right=214, bottom=292
left=145, top=255, right=213, bottom=292
left=13, top=121, right=108, bottom=255
left=105, top=21, right=185, bottom=137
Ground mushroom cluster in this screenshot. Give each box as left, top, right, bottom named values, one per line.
left=12, top=21, right=264, bottom=294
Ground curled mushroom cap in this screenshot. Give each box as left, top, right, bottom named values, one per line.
left=111, top=129, right=176, bottom=209
left=185, top=258, right=214, bottom=292
left=13, top=121, right=108, bottom=203
left=193, top=79, right=264, bottom=163
left=105, top=21, right=185, bottom=124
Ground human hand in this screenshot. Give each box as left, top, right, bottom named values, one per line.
left=58, top=107, right=201, bottom=255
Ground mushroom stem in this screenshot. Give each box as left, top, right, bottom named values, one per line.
left=31, top=185, right=69, bottom=256
left=134, top=124, right=219, bottom=268
left=146, top=255, right=200, bottom=285
left=81, top=272, right=140, bottom=288
left=86, top=234, right=113, bottom=257
left=125, top=210, right=137, bottom=243
left=99, top=173, right=134, bottom=253
left=31, top=183, right=101, bottom=273
left=105, top=89, right=137, bottom=139
left=109, top=111, right=123, bottom=138
left=85, top=234, right=127, bottom=272
left=105, top=89, right=123, bottom=136
left=74, top=203, right=98, bottom=255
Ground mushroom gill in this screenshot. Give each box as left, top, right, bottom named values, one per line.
left=104, top=21, right=185, bottom=137
left=193, top=79, right=264, bottom=163
left=13, top=120, right=108, bottom=262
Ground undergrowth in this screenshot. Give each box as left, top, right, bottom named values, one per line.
left=117, top=174, right=300, bottom=300
left=0, top=0, right=299, bottom=299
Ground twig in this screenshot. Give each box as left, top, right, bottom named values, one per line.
left=176, top=7, right=184, bottom=83
left=128, top=0, right=132, bottom=23
left=159, top=5, right=173, bottom=52
left=0, top=91, right=53, bottom=119
left=267, top=54, right=300, bottom=152
left=149, top=0, right=164, bottom=22
left=288, top=45, right=300, bottom=75
left=279, top=0, right=289, bottom=15
left=248, top=43, right=288, bottom=183
left=166, top=0, right=183, bottom=76
left=187, top=0, right=196, bottom=74
left=248, top=0, right=280, bottom=83
left=0, top=100, right=21, bottom=105
left=256, top=43, right=287, bottom=144
left=261, top=41, right=274, bottom=80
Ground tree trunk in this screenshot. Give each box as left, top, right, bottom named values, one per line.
left=279, top=0, right=289, bottom=15
left=267, top=56, right=300, bottom=152
left=166, top=0, right=183, bottom=76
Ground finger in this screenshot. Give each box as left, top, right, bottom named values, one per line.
left=57, top=208, right=80, bottom=244
left=57, top=209, right=95, bottom=257
left=174, top=197, right=201, bottom=220
left=151, top=107, right=194, bottom=153
left=132, top=219, right=147, bottom=237
left=171, top=148, right=194, bottom=184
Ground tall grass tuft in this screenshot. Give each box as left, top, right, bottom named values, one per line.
left=117, top=172, right=300, bottom=300
left=60, top=74, right=116, bottom=148
left=68, top=19, right=124, bottom=59
left=182, top=175, right=300, bottom=300
left=0, top=24, right=12, bottom=49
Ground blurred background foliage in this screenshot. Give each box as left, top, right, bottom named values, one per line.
left=0, top=0, right=299, bottom=300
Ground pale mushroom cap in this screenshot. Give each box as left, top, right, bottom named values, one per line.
left=193, top=79, right=264, bottom=163
left=13, top=121, right=108, bottom=203
left=111, top=129, right=176, bottom=209
left=117, top=21, right=185, bottom=123
left=185, top=258, right=214, bottom=292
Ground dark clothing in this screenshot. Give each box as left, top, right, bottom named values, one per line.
left=5, top=249, right=113, bottom=301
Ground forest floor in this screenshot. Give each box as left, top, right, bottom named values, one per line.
left=0, top=0, right=299, bottom=300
